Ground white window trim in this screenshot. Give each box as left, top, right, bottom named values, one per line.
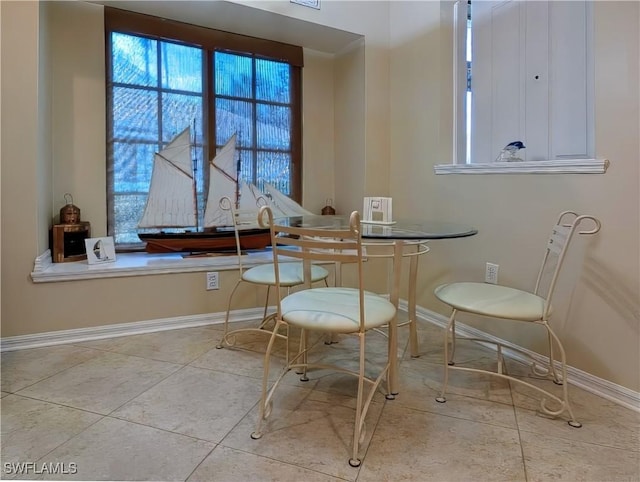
left=30, top=249, right=275, bottom=283
left=434, top=158, right=609, bottom=175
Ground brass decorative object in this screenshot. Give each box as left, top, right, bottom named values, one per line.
left=59, top=193, right=82, bottom=224
left=51, top=193, right=91, bottom=263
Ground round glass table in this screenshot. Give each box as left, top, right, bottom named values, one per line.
left=275, top=215, right=478, bottom=395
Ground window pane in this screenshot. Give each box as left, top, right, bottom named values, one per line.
left=161, top=93, right=203, bottom=144
left=256, top=151, right=290, bottom=195
left=113, top=87, right=159, bottom=141
left=214, top=52, right=252, bottom=98
left=257, top=104, right=291, bottom=150
left=161, top=42, right=202, bottom=92
left=256, top=59, right=290, bottom=103
left=111, top=33, right=158, bottom=87
left=113, top=193, right=148, bottom=244
left=216, top=98, right=253, bottom=147
left=113, top=142, right=157, bottom=193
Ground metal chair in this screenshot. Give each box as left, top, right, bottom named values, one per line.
left=251, top=206, right=397, bottom=467
left=216, top=197, right=329, bottom=350
left=434, top=211, right=601, bottom=427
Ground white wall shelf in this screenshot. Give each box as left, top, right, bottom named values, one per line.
left=30, top=249, right=274, bottom=283
left=434, top=159, right=609, bottom=175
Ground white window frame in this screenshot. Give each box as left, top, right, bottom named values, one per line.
left=435, top=0, right=608, bottom=175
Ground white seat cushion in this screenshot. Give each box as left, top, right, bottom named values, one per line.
left=281, top=287, right=396, bottom=333
left=434, top=282, right=547, bottom=321
left=242, top=262, right=329, bottom=287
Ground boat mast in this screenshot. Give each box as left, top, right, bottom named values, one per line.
left=235, top=132, right=241, bottom=209
left=191, top=119, right=200, bottom=231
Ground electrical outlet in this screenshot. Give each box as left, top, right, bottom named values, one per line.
left=485, top=262, right=499, bottom=284
left=206, top=272, right=219, bottom=290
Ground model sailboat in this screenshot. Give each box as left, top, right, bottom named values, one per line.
left=138, top=127, right=311, bottom=253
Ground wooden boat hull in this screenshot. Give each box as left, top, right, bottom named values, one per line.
left=138, top=228, right=270, bottom=253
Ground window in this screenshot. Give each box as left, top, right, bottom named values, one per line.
left=438, top=0, right=607, bottom=175
left=105, top=8, right=303, bottom=247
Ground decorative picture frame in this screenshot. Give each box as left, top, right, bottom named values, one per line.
left=290, top=0, right=320, bottom=9
left=85, top=236, right=116, bottom=265
left=362, top=197, right=394, bottom=225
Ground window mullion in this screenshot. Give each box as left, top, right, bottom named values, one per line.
left=204, top=48, right=214, bottom=224
left=251, top=56, right=258, bottom=187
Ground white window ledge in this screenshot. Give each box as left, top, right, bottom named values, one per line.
left=31, top=249, right=275, bottom=283
left=434, top=159, right=609, bottom=175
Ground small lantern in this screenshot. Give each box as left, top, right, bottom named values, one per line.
left=51, top=193, right=91, bottom=263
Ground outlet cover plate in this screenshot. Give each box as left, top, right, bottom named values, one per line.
left=206, top=272, right=219, bottom=290
left=485, top=263, right=499, bottom=284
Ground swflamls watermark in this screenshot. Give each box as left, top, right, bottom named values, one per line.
left=3, top=462, right=78, bottom=476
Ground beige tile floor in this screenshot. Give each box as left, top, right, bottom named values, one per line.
left=1, top=320, right=638, bottom=481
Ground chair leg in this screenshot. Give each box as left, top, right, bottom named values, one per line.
left=449, top=317, right=457, bottom=365
left=216, top=279, right=243, bottom=349
left=543, top=324, right=582, bottom=428
left=436, top=309, right=457, bottom=403
left=546, top=329, right=561, bottom=384
left=349, top=332, right=366, bottom=468
left=299, top=329, right=309, bottom=381
left=261, top=285, right=271, bottom=323
left=252, top=326, right=389, bottom=467
left=251, top=318, right=286, bottom=440
left=219, top=282, right=290, bottom=349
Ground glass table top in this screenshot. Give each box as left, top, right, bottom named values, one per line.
left=275, top=215, right=478, bottom=240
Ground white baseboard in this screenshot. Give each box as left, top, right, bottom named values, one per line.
left=404, top=300, right=640, bottom=414
left=0, top=307, right=264, bottom=352
left=2, top=301, right=638, bottom=413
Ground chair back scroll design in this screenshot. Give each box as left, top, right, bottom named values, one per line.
left=536, top=211, right=601, bottom=319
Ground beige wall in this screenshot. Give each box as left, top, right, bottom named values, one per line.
left=333, top=39, right=366, bottom=213
left=300, top=49, right=335, bottom=213
left=50, top=1, right=107, bottom=231
left=2, top=1, right=47, bottom=332
left=389, top=1, right=639, bottom=390
left=1, top=1, right=638, bottom=392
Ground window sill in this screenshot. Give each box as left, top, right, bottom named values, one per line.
left=30, top=249, right=275, bottom=283
left=434, top=159, right=609, bottom=175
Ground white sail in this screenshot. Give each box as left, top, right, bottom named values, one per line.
left=245, top=182, right=269, bottom=209
left=139, top=128, right=312, bottom=234
left=262, top=181, right=314, bottom=217
left=238, top=180, right=262, bottom=210
left=138, top=128, right=196, bottom=228
left=253, top=182, right=286, bottom=218
left=203, top=134, right=239, bottom=228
